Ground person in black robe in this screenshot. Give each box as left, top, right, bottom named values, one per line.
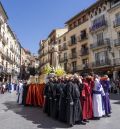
left=58, top=77, right=67, bottom=122
left=51, top=77, right=58, bottom=119
left=72, top=75, right=85, bottom=125
left=65, top=76, right=74, bottom=126
left=43, top=76, right=54, bottom=116
left=22, top=82, right=29, bottom=106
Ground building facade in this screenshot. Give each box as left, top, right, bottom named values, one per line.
left=0, top=2, right=21, bottom=82
left=38, top=28, right=68, bottom=74
left=38, top=0, right=120, bottom=79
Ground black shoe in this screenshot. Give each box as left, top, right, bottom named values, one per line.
left=69, top=124, right=73, bottom=127
left=79, top=121, right=86, bottom=125
left=93, top=117, right=100, bottom=120
left=107, top=114, right=111, bottom=117
left=102, top=115, right=106, bottom=117
left=83, top=119, right=89, bottom=123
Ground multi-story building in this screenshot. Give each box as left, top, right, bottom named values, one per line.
left=0, top=2, right=21, bottom=82
left=38, top=39, right=49, bottom=74
left=108, top=0, right=120, bottom=79
left=64, top=9, right=91, bottom=74
left=39, top=28, right=68, bottom=74
left=39, top=0, right=120, bottom=79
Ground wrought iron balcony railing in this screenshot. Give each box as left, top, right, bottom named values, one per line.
left=90, top=20, right=107, bottom=33
left=59, top=57, right=68, bottom=63
left=113, top=18, right=120, bottom=28
left=92, top=58, right=111, bottom=67
left=68, top=40, right=77, bottom=46
left=77, top=34, right=88, bottom=42
left=114, top=39, right=120, bottom=46
left=80, top=48, right=89, bottom=56
left=69, top=53, right=77, bottom=59
left=59, top=46, right=68, bottom=51
left=90, top=38, right=110, bottom=50
left=114, top=58, right=120, bottom=66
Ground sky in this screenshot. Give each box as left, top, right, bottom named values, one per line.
left=0, top=0, right=96, bottom=54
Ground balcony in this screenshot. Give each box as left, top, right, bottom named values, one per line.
left=90, top=20, right=107, bottom=33
left=90, top=38, right=110, bottom=50
left=59, top=46, right=68, bottom=51
left=113, top=18, right=120, bottom=28
left=114, top=39, right=120, bottom=46
left=10, top=47, right=14, bottom=53
left=69, top=53, right=77, bottom=59
left=114, top=58, right=120, bottom=66
left=92, top=58, right=111, bottom=67
left=77, top=34, right=88, bottom=42
left=111, top=0, right=120, bottom=8
left=59, top=57, right=68, bottom=63
left=68, top=40, right=77, bottom=46
left=80, top=48, right=89, bottom=56
left=2, top=37, right=7, bottom=46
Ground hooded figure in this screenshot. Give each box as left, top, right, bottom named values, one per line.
left=100, top=75, right=111, bottom=117
left=92, top=75, right=105, bottom=119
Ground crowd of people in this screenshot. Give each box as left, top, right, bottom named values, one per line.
left=0, top=81, right=17, bottom=94
left=43, top=73, right=112, bottom=127
left=1, top=71, right=120, bottom=127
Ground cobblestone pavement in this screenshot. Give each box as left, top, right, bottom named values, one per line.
left=0, top=92, right=120, bottom=129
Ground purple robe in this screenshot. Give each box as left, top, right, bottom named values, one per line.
left=101, top=79, right=111, bottom=115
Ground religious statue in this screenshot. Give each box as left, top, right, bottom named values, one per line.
left=51, top=44, right=59, bottom=68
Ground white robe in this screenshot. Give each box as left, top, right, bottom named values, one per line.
left=93, top=78, right=105, bottom=117
left=18, top=83, right=23, bottom=104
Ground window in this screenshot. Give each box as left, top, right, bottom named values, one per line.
left=73, top=21, right=77, bottom=27
left=6, top=49, right=8, bottom=56
left=115, top=12, right=120, bottom=25
left=99, top=8, right=101, bottom=14
left=97, top=32, right=104, bottom=44
left=95, top=11, right=97, bottom=16
left=82, top=59, right=89, bottom=68
left=59, top=39, right=61, bottom=44
left=118, top=32, right=120, bottom=39
left=103, top=6, right=106, bottom=11
left=93, top=15, right=105, bottom=25
left=72, top=61, right=77, bottom=72
left=64, top=63, right=67, bottom=71
left=6, top=62, right=8, bottom=68
left=59, top=45, right=61, bottom=51
left=69, top=24, right=72, bottom=30
left=71, top=35, right=76, bottom=44
left=95, top=51, right=108, bottom=63
left=81, top=29, right=87, bottom=39
left=64, top=53, right=67, bottom=59
left=78, top=19, right=81, bottom=24
left=63, top=36, right=66, bottom=41
left=71, top=48, right=76, bottom=54
left=7, top=38, right=8, bottom=43
left=63, top=43, right=67, bottom=48
left=83, top=15, right=86, bottom=22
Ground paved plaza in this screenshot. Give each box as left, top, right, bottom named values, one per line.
left=0, top=92, right=120, bottom=129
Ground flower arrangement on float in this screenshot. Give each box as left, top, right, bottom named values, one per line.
left=54, top=65, right=65, bottom=77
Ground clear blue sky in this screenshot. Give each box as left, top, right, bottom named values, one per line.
left=1, top=0, right=96, bottom=54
